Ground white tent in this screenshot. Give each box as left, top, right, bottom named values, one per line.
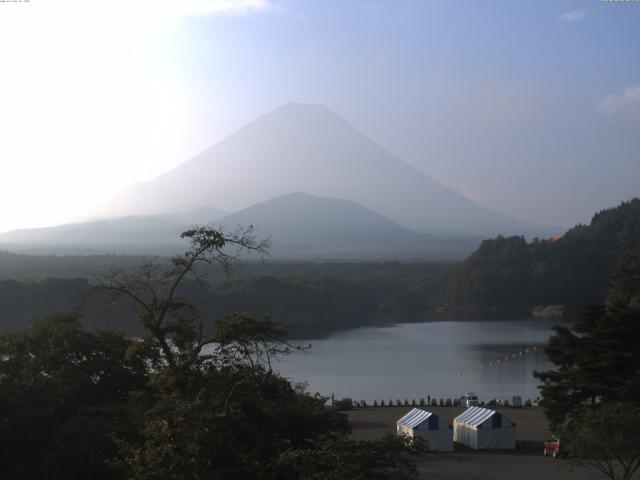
left=396, top=408, right=453, bottom=452
left=453, top=406, right=516, bottom=450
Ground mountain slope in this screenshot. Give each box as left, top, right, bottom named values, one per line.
left=0, top=194, right=479, bottom=259
left=0, top=207, right=226, bottom=254
left=215, top=192, right=479, bottom=259
left=105, top=103, right=539, bottom=237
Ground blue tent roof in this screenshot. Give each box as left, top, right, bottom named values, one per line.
left=454, top=406, right=502, bottom=427
left=397, top=408, right=438, bottom=429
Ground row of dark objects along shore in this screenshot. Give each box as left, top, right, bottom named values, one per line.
left=339, top=397, right=537, bottom=409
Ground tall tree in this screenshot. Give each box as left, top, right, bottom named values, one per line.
left=534, top=252, right=640, bottom=430
left=98, top=226, right=422, bottom=479
left=99, top=226, right=270, bottom=374
left=534, top=253, right=640, bottom=480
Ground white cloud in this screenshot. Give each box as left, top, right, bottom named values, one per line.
left=597, top=83, right=640, bottom=114
left=188, top=0, right=272, bottom=16
left=596, top=83, right=640, bottom=137
left=138, top=0, right=272, bottom=26
left=558, top=10, right=586, bottom=22
left=81, top=0, right=274, bottom=29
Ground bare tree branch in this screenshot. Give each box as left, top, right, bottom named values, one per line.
left=95, top=225, right=270, bottom=372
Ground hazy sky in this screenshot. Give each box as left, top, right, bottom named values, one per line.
left=1, top=0, right=639, bottom=233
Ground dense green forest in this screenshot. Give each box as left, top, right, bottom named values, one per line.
left=0, top=262, right=455, bottom=338
left=450, top=198, right=640, bottom=316
left=0, top=251, right=146, bottom=280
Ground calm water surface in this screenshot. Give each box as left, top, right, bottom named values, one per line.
left=275, top=319, right=563, bottom=403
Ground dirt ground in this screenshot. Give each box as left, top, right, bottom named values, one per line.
left=348, top=406, right=604, bottom=479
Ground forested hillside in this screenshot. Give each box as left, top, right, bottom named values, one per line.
left=451, top=198, right=640, bottom=312
left=3, top=199, right=638, bottom=334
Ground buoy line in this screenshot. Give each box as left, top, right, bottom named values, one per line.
left=457, top=346, right=539, bottom=376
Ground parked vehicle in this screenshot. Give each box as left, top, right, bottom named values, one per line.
left=543, top=437, right=561, bottom=458
left=460, top=392, right=479, bottom=407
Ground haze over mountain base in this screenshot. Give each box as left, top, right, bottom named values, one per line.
left=98, top=103, right=550, bottom=238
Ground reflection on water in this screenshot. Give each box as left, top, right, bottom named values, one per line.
left=275, top=319, right=565, bottom=403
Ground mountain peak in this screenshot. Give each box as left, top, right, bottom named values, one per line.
left=243, top=102, right=354, bottom=138
left=103, top=103, right=540, bottom=237
left=278, top=101, right=331, bottom=110
left=274, top=101, right=337, bottom=114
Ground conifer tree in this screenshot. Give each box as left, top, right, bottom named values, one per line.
left=535, top=252, right=640, bottom=430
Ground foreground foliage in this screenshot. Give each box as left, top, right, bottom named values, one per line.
left=0, top=314, right=148, bottom=479
left=279, top=435, right=426, bottom=480
left=0, top=226, right=423, bottom=479
left=566, top=403, right=640, bottom=480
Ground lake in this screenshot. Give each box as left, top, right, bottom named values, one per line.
left=275, top=319, right=564, bottom=404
